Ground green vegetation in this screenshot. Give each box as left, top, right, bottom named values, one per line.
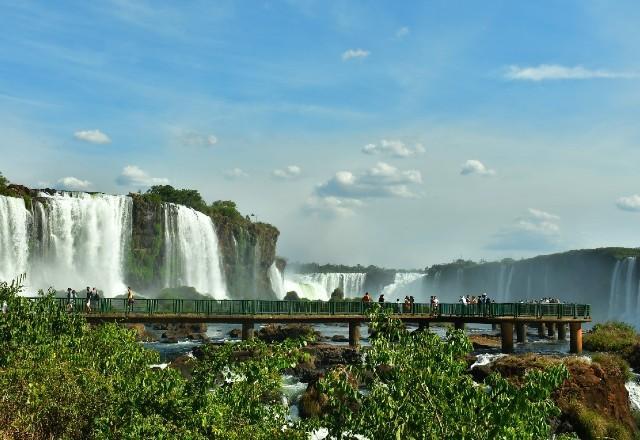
left=0, top=281, right=574, bottom=439
left=591, top=352, right=632, bottom=381
left=567, top=401, right=633, bottom=440
left=0, top=171, right=8, bottom=194
left=583, top=321, right=639, bottom=352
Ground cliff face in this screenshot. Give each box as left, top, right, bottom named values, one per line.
left=213, top=215, right=280, bottom=299
left=424, top=248, right=640, bottom=324
left=127, top=195, right=280, bottom=299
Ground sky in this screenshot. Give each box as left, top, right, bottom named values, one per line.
left=1, top=0, right=640, bottom=269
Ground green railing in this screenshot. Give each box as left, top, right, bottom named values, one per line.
left=34, top=298, right=591, bottom=319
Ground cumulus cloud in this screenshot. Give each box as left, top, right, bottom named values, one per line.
left=178, top=130, right=218, bottom=147
left=116, top=165, right=169, bottom=187
left=273, top=165, right=302, bottom=180
left=342, top=48, right=369, bottom=61
left=396, top=26, right=410, bottom=38
left=57, top=176, right=91, bottom=190
left=362, top=139, right=425, bottom=158
left=316, top=162, right=422, bottom=200
left=460, top=159, right=495, bottom=176
left=224, top=168, right=249, bottom=180
left=304, top=196, right=363, bottom=218
left=616, top=194, right=640, bottom=212
left=74, top=129, right=111, bottom=144
left=504, top=64, right=638, bottom=81
left=488, top=208, right=560, bottom=251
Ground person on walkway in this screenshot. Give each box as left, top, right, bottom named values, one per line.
left=378, top=294, right=385, bottom=304
left=85, top=287, right=92, bottom=313
left=91, top=287, right=98, bottom=310
left=127, top=287, right=134, bottom=312
left=409, top=295, right=415, bottom=313
left=403, top=296, right=411, bottom=313
left=66, top=287, right=72, bottom=304
left=396, top=298, right=401, bottom=313
left=362, top=292, right=371, bottom=303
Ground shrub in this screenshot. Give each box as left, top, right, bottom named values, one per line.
left=583, top=321, right=639, bottom=352
left=591, top=353, right=632, bottom=381
left=567, top=401, right=633, bottom=440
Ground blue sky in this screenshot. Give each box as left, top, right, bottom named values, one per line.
left=1, top=0, right=640, bottom=268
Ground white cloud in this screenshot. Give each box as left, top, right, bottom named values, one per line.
left=224, top=168, right=249, bottom=180
left=316, top=162, right=422, bottom=200
left=342, top=48, right=370, bottom=61
left=74, top=129, right=111, bottom=144
left=57, top=176, right=91, bottom=190
left=488, top=208, right=560, bottom=251
left=504, top=64, right=638, bottom=82
left=362, top=139, right=425, bottom=158
left=304, top=196, right=363, bottom=218
left=273, top=165, right=302, bottom=180
left=460, top=159, right=495, bottom=176
left=396, top=26, right=410, bottom=38
left=616, top=194, right=640, bottom=212
left=116, top=165, right=169, bottom=187
left=177, top=130, right=218, bottom=147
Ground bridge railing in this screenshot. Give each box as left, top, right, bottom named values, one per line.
left=37, top=298, right=591, bottom=319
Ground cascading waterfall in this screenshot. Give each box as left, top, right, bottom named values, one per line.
left=164, top=203, right=227, bottom=298
left=300, top=273, right=366, bottom=298
left=30, top=192, right=132, bottom=296
left=608, top=257, right=638, bottom=323
left=268, top=262, right=286, bottom=299
left=381, top=272, right=425, bottom=301
left=0, top=195, right=30, bottom=282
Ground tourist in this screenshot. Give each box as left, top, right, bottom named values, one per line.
left=396, top=298, right=401, bottom=313
left=378, top=294, right=385, bottom=304
left=92, top=288, right=99, bottom=311
left=409, top=295, right=415, bottom=313
left=403, top=296, right=411, bottom=313
left=127, top=287, right=134, bottom=312
left=85, top=287, right=92, bottom=313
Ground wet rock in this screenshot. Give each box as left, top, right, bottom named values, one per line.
left=124, top=323, right=157, bottom=342
left=468, top=334, right=501, bottom=350
left=331, top=335, right=349, bottom=342
left=257, top=324, right=320, bottom=343
left=169, top=353, right=197, bottom=379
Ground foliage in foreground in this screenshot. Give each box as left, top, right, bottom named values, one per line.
left=0, top=282, right=569, bottom=439
left=313, top=306, right=569, bottom=439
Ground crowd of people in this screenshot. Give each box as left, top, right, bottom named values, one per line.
left=458, top=293, right=493, bottom=305
left=65, top=287, right=100, bottom=312
left=361, top=292, right=441, bottom=314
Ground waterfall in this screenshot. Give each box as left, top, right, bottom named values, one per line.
left=268, top=262, right=286, bottom=299
left=504, top=265, right=515, bottom=302
left=496, top=264, right=507, bottom=302
left=30, top=192, right=131, bottom=296
left=283, top=272, right=366, bottom=300
left=0, top=195, right=30, bottom=283
left=608, top=258, right=639, bottom=323
left=381, top=272, right=425, bottom=300
left=163, top=203, right=227, bottom=298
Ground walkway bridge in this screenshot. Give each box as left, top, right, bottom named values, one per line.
left=48, top=298, right=591, bottom=353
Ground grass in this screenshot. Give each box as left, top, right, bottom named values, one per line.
left=567, top=401, right=634, bottom=440
left=591, top=352, right=633, bottom=381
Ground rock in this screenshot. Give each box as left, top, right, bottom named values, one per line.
left=331, top=335, right=349, bottom=342
left=257, top=324, right=320, bottom=343
left=228, top=328, right=242, bottom=338
left=161, top=323, right=208, bottom=340
left=124, top=323, right=157, bottom=342
left=468, top=334, right=501, bottom=349
left=169, top=353, right=197, bottom=379
left=283, top=291, right=300, bottom=301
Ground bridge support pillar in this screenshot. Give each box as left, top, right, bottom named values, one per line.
left=501, top=322, right=514, bottom=353
left=516, top=323, right=527, bottom=343
left=242, top=322, right=255, bottom=341
left=570, top=323, right=582, bottom=354
left=557, top=323, right=567, bottom=340
left=454, top=321, right=465, bottom=331
left=349, top=321, right=361, bottom=347
left=537, top=323, right=546, bottom=338
left=492, top=323, right=498, bottom=331
left=547, top=322, right=556, bottom=339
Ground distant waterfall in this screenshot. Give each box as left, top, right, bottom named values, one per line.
left=381, top=272, right=425, bottom=300
left=608, top=257, right=639, bottom=323
left=0, top=195, right=30, bottom=282
left=268, top=262, right=285, bottom=298
left=163, top=203, right=227, bottom=298
left=30, top=192, right=132, bottom=296
left=299, top=273, right=366, bottom=298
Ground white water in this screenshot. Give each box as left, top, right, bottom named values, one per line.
left=608, top=257, right=638, bottom=324
left=30, top=192, right=132, bottom=296
left=282, top=272, right=367, bottom=300
left=164, top=203, right=227, bottom=298
left=0, top=195, right=30, bottom=283
left=626, top=373, right=640, bottom=412
left=381, top=272, right=425, bottom=301
left=268, top=262, right=286, bottom=298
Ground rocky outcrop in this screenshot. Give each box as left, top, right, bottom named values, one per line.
left=257, top=324, right=320, bottom=343
left=471, top=354, right=637, bottom=439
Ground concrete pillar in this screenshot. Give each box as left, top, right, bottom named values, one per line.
left=491, top=323, right=498, bottom=331
left=516, top=323, right=527, bottom=343
left=454, top=321, right=465, bottom=331
left=241, top=322, right=255, bottom=341
left=557, top=323, right=567, bottom=340
left=349, top=321, right=361, bottom=347
left=570, top=323, right=582, bottom=354
left=547, top=322, right=556, bottom=339
left=538, top=323, right=546, bottom=338
left=501, top=322, right=514, bottom=353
